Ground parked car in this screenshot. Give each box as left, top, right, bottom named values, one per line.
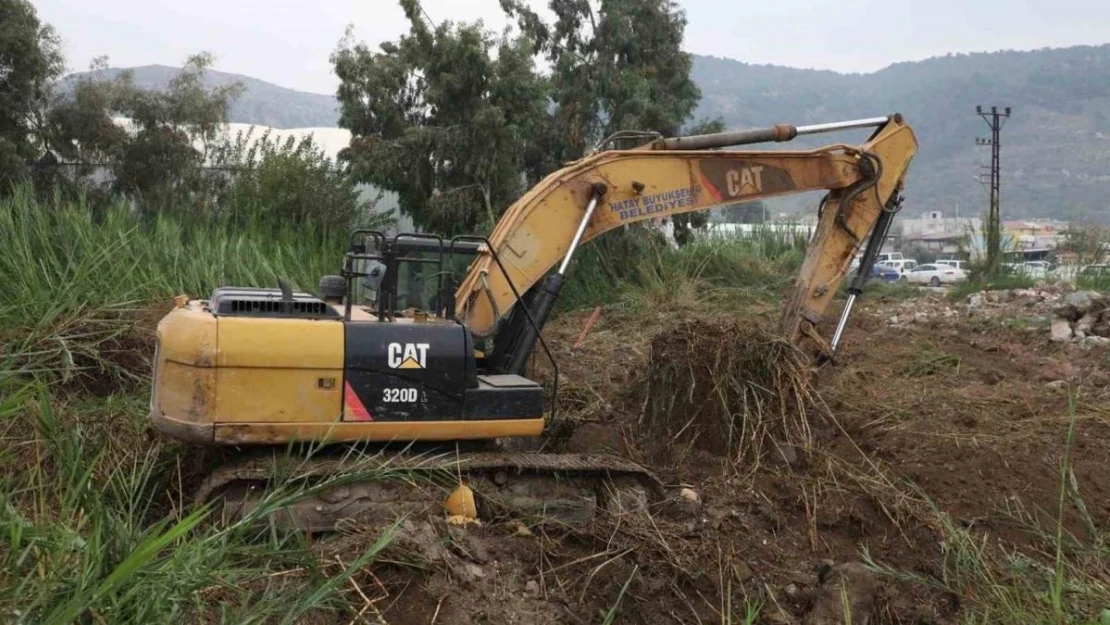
left=1021, top=260, right=1054, bottom=278
left=850, top=251, right=903, bottom=273
left=879, top=259, right=919, bottom=277
left=905, top=263, right=967, bottom=286
left=934, top=259, right=967, bottom=271
left=871, top=263, right=901, bottom=282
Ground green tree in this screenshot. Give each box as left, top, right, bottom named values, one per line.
left=331, top=0, right=550, bottom=236
left=43, top=57, right=132, bottom=180
left=44, top=53, right=244, bottom=214
left=112, top=53, right=243, bottom=213
left=334, top=0, right=705, bottom=238
left=214, top=127, right=394, bottom=233
left=501, top=0, right=703, bottom=165
left=0, top=0, right=64, bottom=190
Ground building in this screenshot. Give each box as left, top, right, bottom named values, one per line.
left=903, top=232, right=965, bottom=256
left=897, top=209, right=982, bottom=238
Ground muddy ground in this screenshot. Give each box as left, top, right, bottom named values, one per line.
left=337, top=291, right=1110, bottom=625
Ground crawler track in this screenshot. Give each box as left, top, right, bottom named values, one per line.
left=195, top=449, right=667, bottom=532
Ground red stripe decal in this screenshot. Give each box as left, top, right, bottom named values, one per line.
left=344, top=381, right=373, bottom=421
left=699, top=171, right=723, bottom=202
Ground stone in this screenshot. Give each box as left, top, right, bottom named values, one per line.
left=888, top=315, right=899, bottom=325
left=679, top=488, right=700, bottom=505
left=1045, top=380, right=1068, bottom=391
left=1076, top=314, right=1097, bottom=335
left=1065, top=291, right=1099, bottom=315
left=805, top=562, right=879, bottom=625
left=765, top=608, right=797, bottom=625
left=465, top=563, right=486, bottom=579
left=1050, top=318, right=1074, bottom=342
left=525, top=580, right=540, bottom=596
left=772, top=440, right=803, bottom=467
left=967, top=293, right=985, bottom=311
left=913, top=312, right=929, bottom=324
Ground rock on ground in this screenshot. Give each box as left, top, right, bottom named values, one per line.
left=805, top=562, right=880, bottom=625
left=1051, top=318, right=1074, bottom=342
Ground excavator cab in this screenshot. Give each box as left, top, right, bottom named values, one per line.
left=334, top=231, right=483, bottom=321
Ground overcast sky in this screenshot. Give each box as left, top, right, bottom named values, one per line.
left=33, top=0, right=1110, bottom=95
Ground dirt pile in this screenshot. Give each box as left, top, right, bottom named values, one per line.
left=884, top=285, right=1071, bottom=329
left=965, top=285, right=1070, bottom=318
left=638, top=317, right=816, bottom=470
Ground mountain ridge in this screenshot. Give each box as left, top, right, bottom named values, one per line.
left=59, top=43, right=1110, bottom=223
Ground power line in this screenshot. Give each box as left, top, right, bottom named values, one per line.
left=974, top=104, right=1011, bottom=275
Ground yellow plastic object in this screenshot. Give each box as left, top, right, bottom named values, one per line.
left=444, top=484, right=479, bottom=525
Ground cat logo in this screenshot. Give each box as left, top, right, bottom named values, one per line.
left=725, top=165, right=764, bottom=197
left=388, top=342, right=430, bottom=369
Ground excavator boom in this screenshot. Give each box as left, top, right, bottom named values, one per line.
left=456, top=114, right=918, bottom=365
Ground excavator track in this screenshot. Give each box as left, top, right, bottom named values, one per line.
left=194, top=449, right=667, bottom=533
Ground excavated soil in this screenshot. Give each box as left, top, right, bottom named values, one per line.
left=351, top=294, right=1110, bottom=625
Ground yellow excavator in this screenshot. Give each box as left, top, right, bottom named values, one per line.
left=149, top=114, right=917, bottom=531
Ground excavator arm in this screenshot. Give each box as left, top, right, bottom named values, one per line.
left=455, top=114, right=918, bottom=371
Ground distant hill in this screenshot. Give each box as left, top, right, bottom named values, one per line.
left=57, top=65, right=340, bottom=129
left=691, top=45, right=1110, bottom=224
left=61, top=45, right=1110, bottom=223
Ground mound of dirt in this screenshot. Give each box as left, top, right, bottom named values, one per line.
left=637, top=317, right=816, bottom=470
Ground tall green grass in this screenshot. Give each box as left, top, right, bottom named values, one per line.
left=0, top=377, right=404, bottom=624
left=1, top=186, right=347, bottom=385
left=0, top=187, right=438, bottom=624
left=560, top=225, right=810, bottom=313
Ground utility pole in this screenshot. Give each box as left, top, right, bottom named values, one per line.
left=975, top=105, right=1011, bottom=277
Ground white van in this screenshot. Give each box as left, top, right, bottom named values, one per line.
left=935, top=259, right=967, bottom=271
left=879, top=258, right=918, bottom=276
left=850, top=251, right=903, bottom=273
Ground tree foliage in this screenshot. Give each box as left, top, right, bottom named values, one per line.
left=331, top=0, right=550, bottom=236
left=43, top=53, right=246, bottom=213
left=333, top=0, right=704, bottom=237
left=0, top=0, right=64, bottom=189
left=0, top=9, right=377, bottom=235
left=214, top=127, right=393, bottom=232
left=501, top=0, right=702, bottom=164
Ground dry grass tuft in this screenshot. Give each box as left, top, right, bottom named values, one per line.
left=636, top=316, right=818, bottom=473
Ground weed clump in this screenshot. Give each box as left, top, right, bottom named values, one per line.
left=637, top=317, right=817, bottom=471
